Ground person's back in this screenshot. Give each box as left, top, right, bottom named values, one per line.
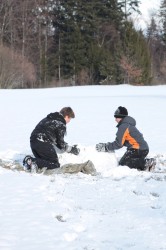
left=30, top=112, right=66, bottom=149
left=116, top=115, right=149, bottom=151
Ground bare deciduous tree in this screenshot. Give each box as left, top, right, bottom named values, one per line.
left=0, top=45, right=36, bottom=88
left=120, top=56, right=142, bottom=85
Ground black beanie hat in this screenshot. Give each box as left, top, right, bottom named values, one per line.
left=114, top=106, right=128, bottom=118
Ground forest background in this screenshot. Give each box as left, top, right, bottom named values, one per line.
left=0, top=0, right=166, bottom=88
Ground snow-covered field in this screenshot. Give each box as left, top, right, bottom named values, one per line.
left=0, top=85, right=166, bottom=250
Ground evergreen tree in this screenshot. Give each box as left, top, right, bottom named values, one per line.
left=146, top=11, right=166, bottom=84
left=118, top=0, right=140, bottom=19
left=160, top=0, right=166, bottom=43
left=120, top=21, right=151, bottom=84
left=52, top=0, right=124, bottom=84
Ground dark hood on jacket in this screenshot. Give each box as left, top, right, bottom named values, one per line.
left=117, top=116, right=136, bottom=127
left=47, top=112, right=66, bottom=124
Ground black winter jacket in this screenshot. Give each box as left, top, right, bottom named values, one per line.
left=106, top=116, right=149, bottom=151
left=30, top=112, right=67, bottom=151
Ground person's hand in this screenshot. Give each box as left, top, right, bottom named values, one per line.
left=96, top=143, right=107, bottom=152
left=69, top=145, right=80, bottom=155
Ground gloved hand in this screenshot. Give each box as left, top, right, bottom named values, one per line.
left=96, top=143, right=107, bottom=152
left=70, top=145, right=80, bottom=155
left=67, top=145, right=80, bottom=155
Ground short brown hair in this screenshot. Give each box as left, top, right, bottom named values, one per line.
left=60, top=107, right=75, bottom=118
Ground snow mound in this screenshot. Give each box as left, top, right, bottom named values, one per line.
left=58, top=145, right=118, bottom=177
left=1, top=147, right=166, bottom=178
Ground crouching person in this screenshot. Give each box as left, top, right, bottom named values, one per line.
left=23, top=107, right=80, bottom=172
left=96, top=106, right=156, bottom=171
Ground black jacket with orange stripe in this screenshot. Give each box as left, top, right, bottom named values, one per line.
left=106, top=116, right=149, bottom=151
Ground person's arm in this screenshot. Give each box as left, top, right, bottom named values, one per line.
left=54, top=123, right=66, bottom=149
left=96, top=124, right=127, bottom=152
left=56, top=125, right=80, bottom=155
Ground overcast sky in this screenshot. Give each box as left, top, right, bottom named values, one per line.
left=133, top=0, right=161, bottom=30
left=140, top=0, right=161, bottom=16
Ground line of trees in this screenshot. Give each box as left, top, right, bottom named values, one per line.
left=0, top=0, right=165, bottom=88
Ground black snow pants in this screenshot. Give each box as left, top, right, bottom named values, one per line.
left=119, top=148, right=149, bottom=170
left=30, top=139, right=60, bottom=169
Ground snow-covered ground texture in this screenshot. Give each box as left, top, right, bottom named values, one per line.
left=0, top=85, right=166, bottom=250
